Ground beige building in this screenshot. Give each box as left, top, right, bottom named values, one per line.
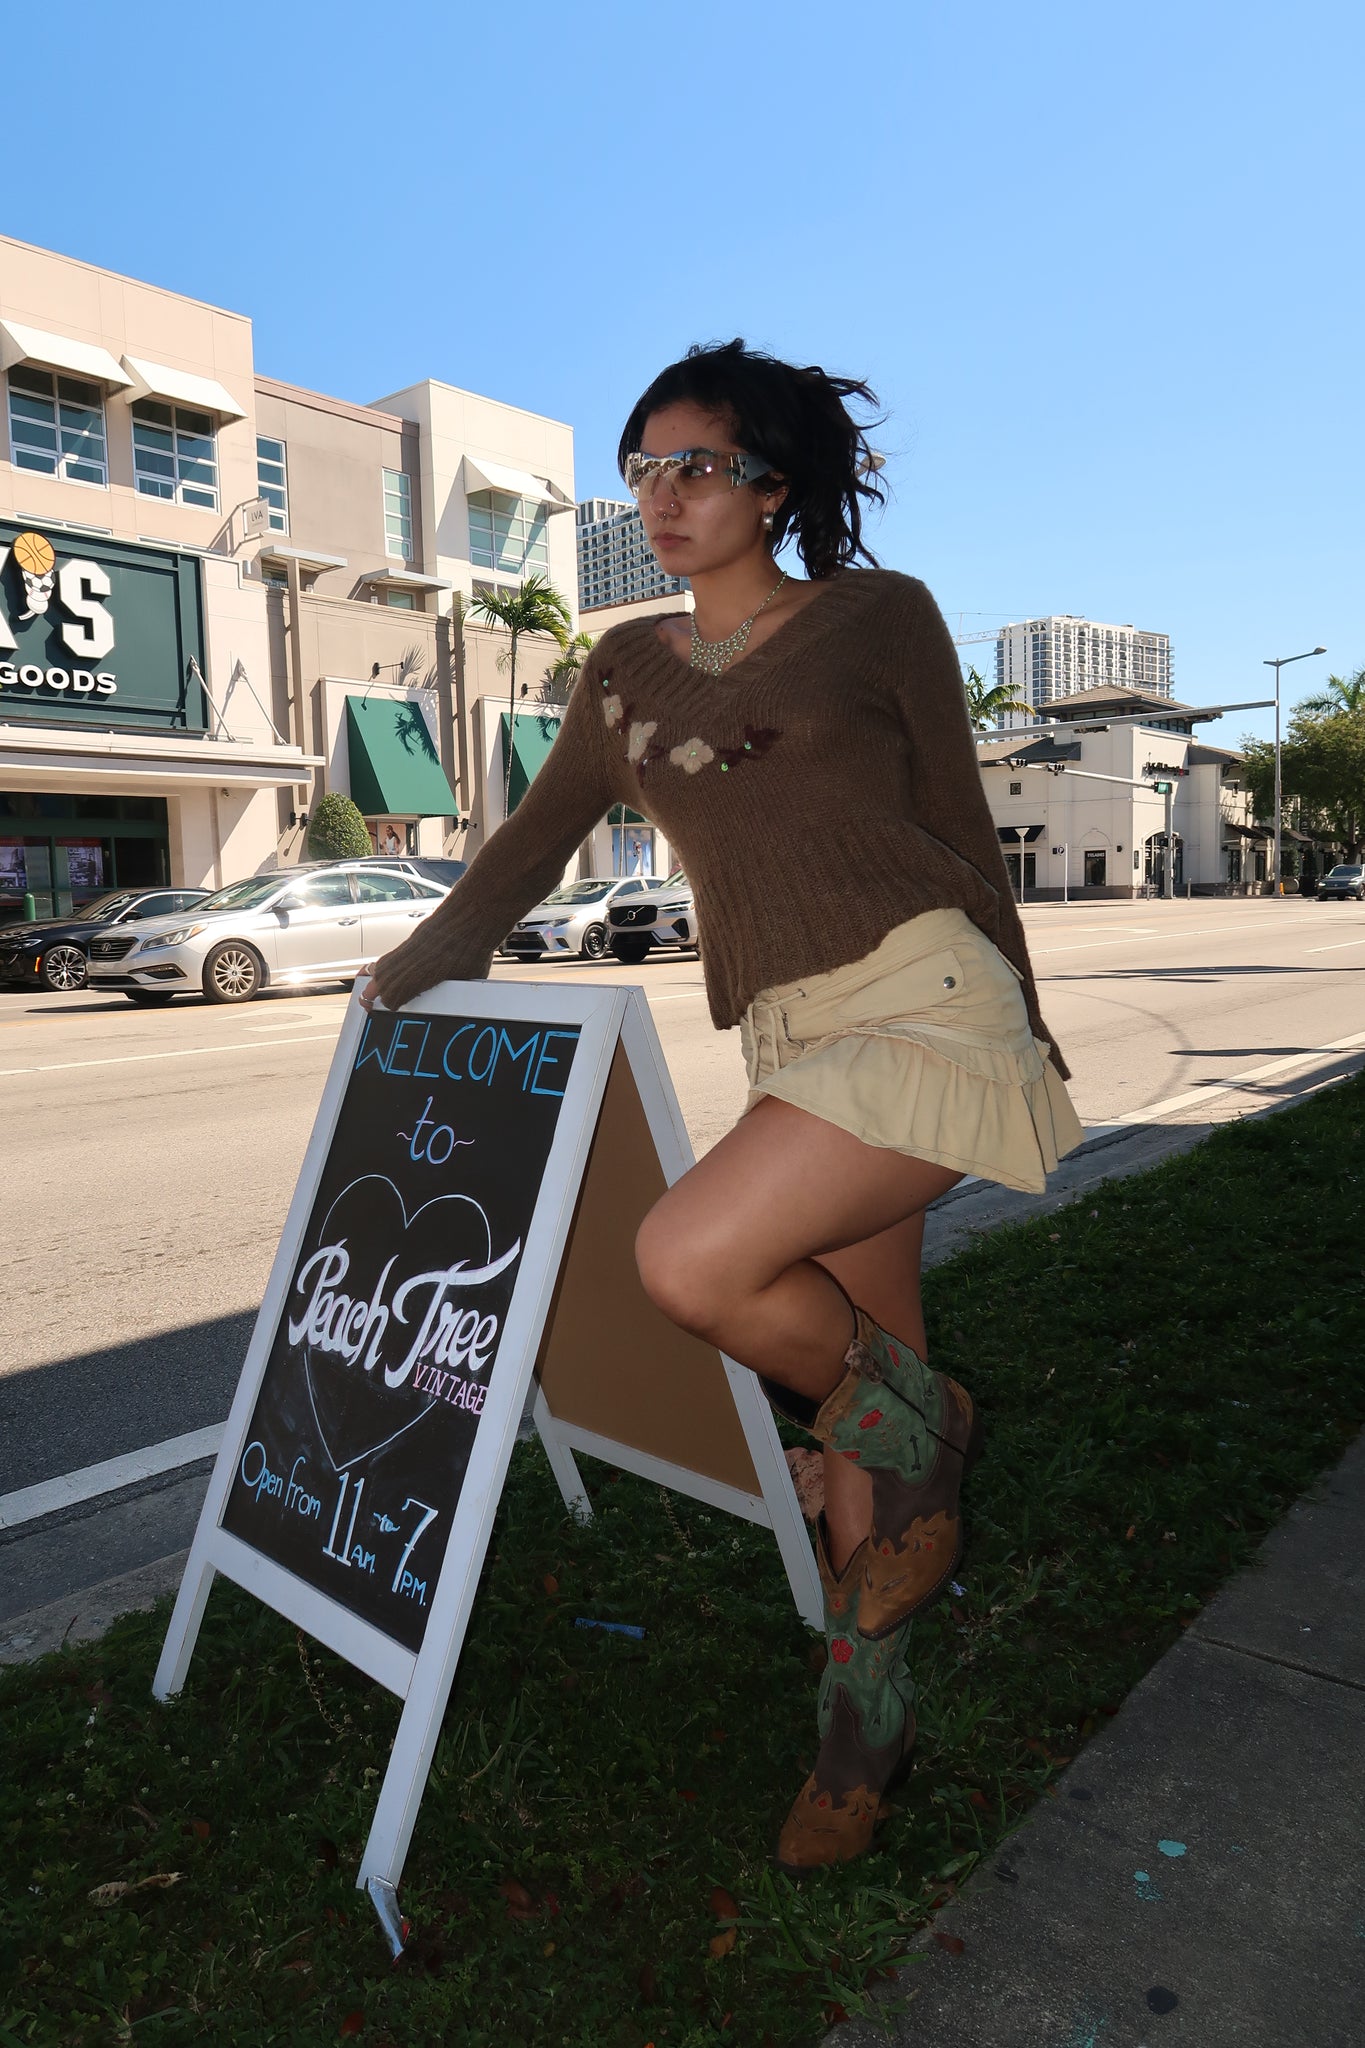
left=976, top=688, right=1274, bottom=899
left=0, top=233, right=593, bottom=919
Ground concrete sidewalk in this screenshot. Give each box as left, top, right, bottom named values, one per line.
left=828, top=1433, right=1365, bottom=2048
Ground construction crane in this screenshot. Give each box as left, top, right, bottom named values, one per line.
left=951, top=629, right=1000, bottom=647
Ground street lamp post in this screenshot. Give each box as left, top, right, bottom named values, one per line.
left=1264, top=647, right=1326, bottom=896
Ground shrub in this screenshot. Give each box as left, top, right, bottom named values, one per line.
left=306, top=792, right=371, bottom=861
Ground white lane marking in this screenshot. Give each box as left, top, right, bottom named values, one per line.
left=1115, top=1031, right=1365, bottom=1124
left=243, top=1015, right=332, bottom=1030
left=0, top=1424, right=224, bottom=1533
left=0, top=1035, right=337, bottom=1077
left=1034, top=919, right=1321, bottom=958
left=1305, top=938, right=1365, bottom=954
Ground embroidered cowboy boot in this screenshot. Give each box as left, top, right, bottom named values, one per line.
left=762, top=1307, right=984, bottom=1639
left=776, top=1521, right=916, bottom=1875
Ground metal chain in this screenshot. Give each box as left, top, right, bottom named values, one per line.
left=295, top=1627, right=353, bottom=1739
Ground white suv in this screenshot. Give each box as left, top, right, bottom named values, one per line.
left=85, top=863, right=445, bottom=1006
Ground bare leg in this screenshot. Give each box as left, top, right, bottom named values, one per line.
left=635, top=1099, right=959, bottom=1571
left=635, top=1096, right=959, bottom=1388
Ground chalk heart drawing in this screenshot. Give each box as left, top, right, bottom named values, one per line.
left=289, top=1174, right=521, bottom=1473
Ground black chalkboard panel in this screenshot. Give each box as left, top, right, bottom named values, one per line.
left=220, top=1007, right=582, bottom=1652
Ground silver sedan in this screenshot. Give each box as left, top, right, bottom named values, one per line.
left=499, top=876, right=673, bottom=962
left=85, top=862, right=445, bottom=1005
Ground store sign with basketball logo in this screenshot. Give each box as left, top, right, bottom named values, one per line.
left=0, top=529, right=119, bottom=697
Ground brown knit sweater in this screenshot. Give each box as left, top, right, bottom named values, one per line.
left=373, top=569, right=1069, bottom=1078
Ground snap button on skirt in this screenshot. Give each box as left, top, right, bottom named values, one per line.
left=738, top=908, right=1084, bottom=1195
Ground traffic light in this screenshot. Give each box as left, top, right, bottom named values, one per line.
left=1152, top=780, right=1174, bottom=795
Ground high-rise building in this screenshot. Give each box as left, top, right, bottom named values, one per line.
left=577, top=496, right=685, bottom=613
left=995, top=615, right=1173, bottom=709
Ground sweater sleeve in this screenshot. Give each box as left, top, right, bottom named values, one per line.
left=371, top=646, right=620, bottom=1011
left=897, top=581, right=1071, bottom=1081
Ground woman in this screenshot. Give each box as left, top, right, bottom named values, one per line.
left=364, top=340, right=1084, bottom=1874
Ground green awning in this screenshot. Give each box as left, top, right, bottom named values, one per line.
left=608, top=802, right=647, bottom=827
left=346, top=697, right=457, bottom=818
left=500, top=710, right=564, bottom=812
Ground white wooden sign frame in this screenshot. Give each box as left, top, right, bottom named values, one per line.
left=154, top=979, right=819, bottom=1942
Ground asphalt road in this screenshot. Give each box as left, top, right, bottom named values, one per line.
left=2, top=895, right=1363, bottom=1515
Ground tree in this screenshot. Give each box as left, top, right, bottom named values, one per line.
left=468, top=575, right=572, bottom=815
left=1296, top=665, right=1365, bottom=720
left=1240, top=711, right=1365, bottom=860
left=306, top=790, right=371, bottom=860
left=538, top=629, right=595, bottom=707
left=963, top=664, right=1032, bottom=731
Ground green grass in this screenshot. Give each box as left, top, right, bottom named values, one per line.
left=4, top=1075, right=1364, bottom=2048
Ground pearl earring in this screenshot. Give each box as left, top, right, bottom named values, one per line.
left=762, top=510, right=774, bottom=532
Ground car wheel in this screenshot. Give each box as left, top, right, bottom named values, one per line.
left=610, top=935, right=652, bottom=965
left=40, top=944, right=88, bottom=992
left=203, top=941, right=263, bottom=1004
left=580, top=923, right=608, bottom=961
left=124, top=990, right=176, bottom=1007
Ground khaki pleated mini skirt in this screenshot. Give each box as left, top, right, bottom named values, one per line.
left=739, top=907, right=1084, bottom=1195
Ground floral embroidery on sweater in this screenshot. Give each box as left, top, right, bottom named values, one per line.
left=601, top=682, right=781, bottom=783
left=670, top=735, right=715, bottom=774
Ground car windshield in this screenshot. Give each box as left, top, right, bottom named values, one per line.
left=1328, top=865, right=1362, bottom=877
left=196, top=876, right=294, bottom=912
left=76, top=892, right=139, bottom=921
left=544, top=883, right=614, bottom=903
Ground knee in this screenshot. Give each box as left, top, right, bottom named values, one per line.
left=634, top=1204, right=734, bottom=1343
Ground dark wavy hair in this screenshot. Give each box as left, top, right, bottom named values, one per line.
left=617, top=339, right=885, bottom=581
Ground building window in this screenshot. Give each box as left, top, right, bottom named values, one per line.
left=383, top=467, right=413, bottom=561
left=384, top=588, right=417, bottom=610
left=7, top=365, right=108, bottom=486
left=132, top=400, right=218, bottom=510
left=256, top=435, right=288, bottom=531
left=467, top=488, right=548, bottom=577
left=1009, top=780, right=1022, bottom=795
left=1083, top=849, right=1107, bottom=888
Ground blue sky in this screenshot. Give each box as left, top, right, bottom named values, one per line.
left=9, top=1, right=1360, bottom=740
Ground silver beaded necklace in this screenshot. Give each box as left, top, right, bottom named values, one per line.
left=689, top=571, right=788, bottom=675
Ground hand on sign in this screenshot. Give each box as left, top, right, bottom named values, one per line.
left=359, top=971, right=383, bottom=1013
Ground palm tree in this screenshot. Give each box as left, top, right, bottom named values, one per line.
left=468, top=575, right=572, bottom=815
left=963, top=664, right=1032, bottom=731
left=1297, top=666, right=1365, bottom=720
left=539, top=629, right=595, bottom=707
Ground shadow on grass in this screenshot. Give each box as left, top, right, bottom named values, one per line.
left=4, top=1075, right=1364, bottom=2047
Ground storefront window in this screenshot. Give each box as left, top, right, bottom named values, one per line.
left=7, top=365, right=108, bottom=486
left=0, top=793, right=168, bottom=918
left=1083, top=849, right=1107, bottom=887
left=132, top=400, right=218, bottom=510
left=612, top=825, right=654, bottom=877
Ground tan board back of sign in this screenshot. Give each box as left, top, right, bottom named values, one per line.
left=534, top=1043, right=761, bottom=1495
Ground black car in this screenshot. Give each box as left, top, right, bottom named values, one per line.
left=1316, top=863, right=1364, bottom=902
left=0, top=887, right=211, bottom=993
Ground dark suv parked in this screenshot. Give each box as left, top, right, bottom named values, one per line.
left=1316, top=863, right=1364, bottom=902
left=0, top=887, right=211, bottom=993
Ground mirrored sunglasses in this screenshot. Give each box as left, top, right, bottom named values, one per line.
left=623, top=447, right=775, bottom=502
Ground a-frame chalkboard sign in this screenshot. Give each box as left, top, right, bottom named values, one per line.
left=154, top=980, right=820, bottom=1947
